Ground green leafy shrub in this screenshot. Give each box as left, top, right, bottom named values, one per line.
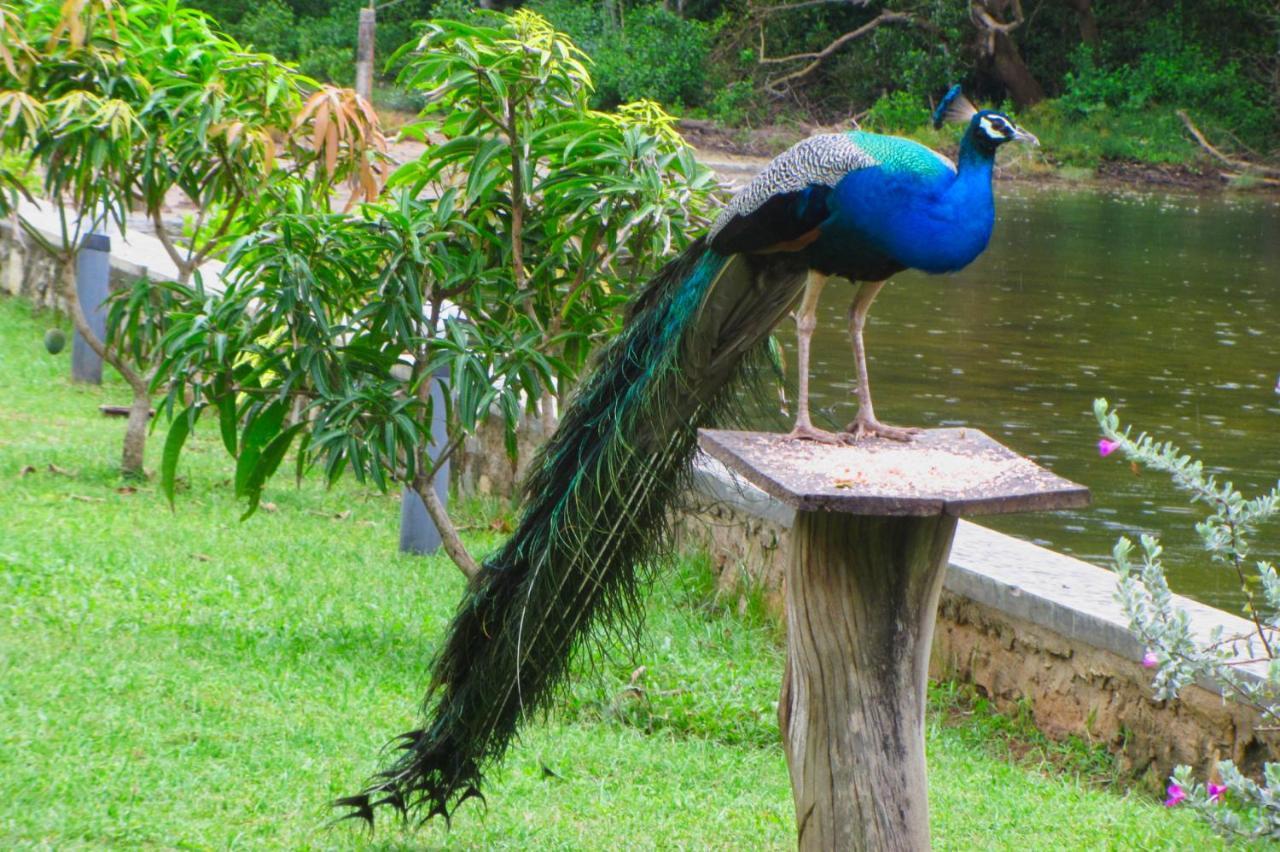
left=531, top=0, right=711, bottom=109
left=709, top=80, right=757, bottom=127
left=862, top=90, right=930, bottom=134
left=225, top=0, right=296, bottom=59
left=154, top=10, right=718, bottom=577
left=1060, top=19, right=1275, bottom=148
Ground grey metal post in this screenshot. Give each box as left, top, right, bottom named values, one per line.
left=400, top=369, right=450, bottom=556
left=72, top=230, right=110, bottom=384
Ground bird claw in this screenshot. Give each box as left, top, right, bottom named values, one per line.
left=844, top=416, right=921, bottom=443
left=786, top=424, right=855, bottom=445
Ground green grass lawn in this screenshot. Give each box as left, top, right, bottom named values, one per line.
left=0, top=294, right=1220, bottom=849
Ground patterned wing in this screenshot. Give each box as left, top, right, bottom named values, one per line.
left=707, top=133, right=875, bottom=256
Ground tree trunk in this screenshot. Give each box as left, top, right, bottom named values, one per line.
left=991, top=30, right=1045, bottom=108
left=539, top=392, right=557, bottom=437
left=971, top=0, right=1046, bottom=109
left=780, top=511, right=958, bottom=851
left=1064, top=0, right=1100, bottom=48
left=59, top=257, right=153, bottom=478
left=121, top=385, right=152, bottom=479
left=355, top=6, right=375, bottom=104
left=413, top=474, right=479, bottom=579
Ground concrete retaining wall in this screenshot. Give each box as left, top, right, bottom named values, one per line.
left=680, top=456, right=1277, bottom=790
left=1, top=200, right=224, bottom=305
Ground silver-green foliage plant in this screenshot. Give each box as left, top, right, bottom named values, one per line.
left=1095, top=397, right=1280, bottom=841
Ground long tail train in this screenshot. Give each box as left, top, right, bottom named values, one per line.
left=336, top=238, right=808, bottom=824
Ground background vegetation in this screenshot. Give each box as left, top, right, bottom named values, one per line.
left=190, top=0, right=1278, bottom=167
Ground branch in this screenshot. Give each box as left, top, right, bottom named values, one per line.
left=751, top=0, right=871, bottom=15
left=192, top=191, right=244, bottom=270
left=970, top=0, right=1025, bottom=56
left=414, top=473, right=480, bottom=579
left=57, top=259, right=148, bottom=396
left=151, top=207, right=188, bottom=272
left=409, top=343, right=480, bottom=580
left=970, top=0, right=1025, bottom=34
left=1177, top=110, right=1280, bottom=179
left=762, top=11, right=921, bottom=93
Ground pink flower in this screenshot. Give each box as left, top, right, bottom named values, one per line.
left=1208, top=782, right=1226, bottom=803
left=1098, top=438, right=1121, bottom=457
left=1142, top=651, right=1158, bottom=669
left=1164, top=783, right=1186, bottom=807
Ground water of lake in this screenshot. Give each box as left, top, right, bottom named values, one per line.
left=766, top=183, right=1280, bottom=611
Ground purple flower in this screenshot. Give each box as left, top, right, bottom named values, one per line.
left=1098, top=438, right=1121, bottom=457
left=1164, top=783, right=1186, bottom=807
left=1142, top=651, right=1158, bottom=669
left=1208, top=782, right=1226, bottom=803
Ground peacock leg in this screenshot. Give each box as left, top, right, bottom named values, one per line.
left=845, top=279, right=921, bottom=442
left=787, top=271, right=843, bottom=443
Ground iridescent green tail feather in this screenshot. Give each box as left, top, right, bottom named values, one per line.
left=336, top=239, right=808, bottom=825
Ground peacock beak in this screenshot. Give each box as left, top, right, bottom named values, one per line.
left=1012, top=126, right=1039, bottom=146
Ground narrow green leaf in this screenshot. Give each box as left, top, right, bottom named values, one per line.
left=235, top=400, right=287, bottom=498
left=239, top=422, right=303, bottom=521
left=218, top=393, right=237, bottom=457
left=161, top=404, right=198, bottom=510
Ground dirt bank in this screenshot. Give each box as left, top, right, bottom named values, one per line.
left=679, top=118, right=1255, bottom=195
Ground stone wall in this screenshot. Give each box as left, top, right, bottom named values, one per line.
left=1, top=200, right=224, bottom=304
left=679, top=458, right=1277, bottom=791
left=2, top=215, right=65, bottom=308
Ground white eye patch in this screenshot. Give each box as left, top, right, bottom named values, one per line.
left=979, top=115, right=1012, bottom=139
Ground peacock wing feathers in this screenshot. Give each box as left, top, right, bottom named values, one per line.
left=708, top=133, right=874, bottom=256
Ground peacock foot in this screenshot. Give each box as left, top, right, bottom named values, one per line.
left=844, top=414, right=922, bottom=443
left=786, top=423, right=854, bottom=444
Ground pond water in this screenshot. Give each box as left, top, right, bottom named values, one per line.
left=766, top=183, right=1280, bottom=611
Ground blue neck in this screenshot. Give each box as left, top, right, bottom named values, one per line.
left=956, top=132, right=996, bottom=181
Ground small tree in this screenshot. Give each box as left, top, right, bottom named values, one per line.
left=152, top=11, right=718, bottom=575
left=1095, top=397, right=1280, bottom=841
left=390, top=10, right=716, bottom=433
left=5, top=0, right=152, bottom=472
left=3, top=0, right=384, bottom=477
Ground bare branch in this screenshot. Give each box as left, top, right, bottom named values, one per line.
left=970, top=0, right=1024, bottom=34
left=970, top=0, right=1025, bottom=56
left=762, top=11, right=922, bottom=94
left=151, top=207, right=188, bottom=271
left=415, top=472, right=480, bottom=579
left=1178, top=109, right=1280, bottom=179
left=751, top=0, right=871, bottom=16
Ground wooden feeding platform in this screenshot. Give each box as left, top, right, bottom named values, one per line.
left=698, top=428, right=1089, bottom=851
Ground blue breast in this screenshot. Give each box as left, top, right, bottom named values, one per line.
left=804, top=132, right=997, bottom=279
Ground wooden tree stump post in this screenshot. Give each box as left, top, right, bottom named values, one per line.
left=699, top=428, right=1089, bottom=851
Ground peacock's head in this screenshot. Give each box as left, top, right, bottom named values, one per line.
left=932, top=85, right=1038, bottom=155
left=970, top=110, right=1038, bottom=151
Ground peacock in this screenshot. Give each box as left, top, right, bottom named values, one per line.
left=336, top=86, right=1037, bottom=826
